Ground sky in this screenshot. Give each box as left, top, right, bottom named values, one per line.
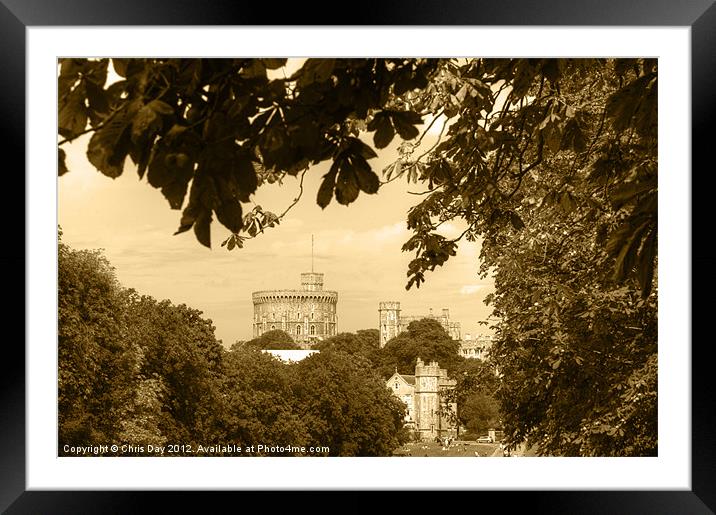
left=58, top=66, right=496, bottom=348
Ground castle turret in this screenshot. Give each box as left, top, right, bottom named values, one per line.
left=379, top=301, right=401, bottom=347
left=301, top=272, right=323, bottom=291
left=413, top=358, right=455, bottom=440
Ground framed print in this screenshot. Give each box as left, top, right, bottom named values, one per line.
left=4, top=0, right=715, bottom=512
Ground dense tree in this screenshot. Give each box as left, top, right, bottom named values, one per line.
left=58, top=233, right=136, bottom=450
left=58, top=58, right=659, bottom=456
left=121, top=293, right=226, bottom=452
left=379, top=318, right=461, bottom=377
left=216, top=347, right=309, bottom=454
left=292, top=351, right=408, bottom=456
left=474, top=62, right=658, bottom=456
left=240, top=329, right=299, bottom=350
left=439, top=357, right=501, bottom=439
left=459, top=393, right=502, bottom=437
left=310, top=329, right=380, bottom=366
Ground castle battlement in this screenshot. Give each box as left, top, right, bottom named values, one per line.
left=378, top=302, right=462, bottom=346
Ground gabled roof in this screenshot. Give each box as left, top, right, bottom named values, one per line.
left=399, top=374, right=416, bottom=385
left=387, top=372, right=416, bottom=387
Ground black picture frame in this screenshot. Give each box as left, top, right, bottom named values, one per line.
left=4, top=1, right=714, bottom=512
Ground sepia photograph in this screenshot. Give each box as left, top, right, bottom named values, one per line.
left=57, top=57, right=658, bottom=459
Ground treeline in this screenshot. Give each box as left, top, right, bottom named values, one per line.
left=235, top=319, right=503, bottom=438
left=58, top=236, right=407, bottom=456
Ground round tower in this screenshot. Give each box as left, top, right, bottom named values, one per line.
left=252, top=272, right=337, bottom=349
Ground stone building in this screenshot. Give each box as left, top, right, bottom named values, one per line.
left=459, top=334, right=494, bottom=360
left=378, top=302, right=461, bottom=347
left=252, top=272, right=337, bottom=349
left=386, top=358, right=457, bottom=441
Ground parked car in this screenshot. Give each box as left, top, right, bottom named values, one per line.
left=476, top=436, right=493, bottom=443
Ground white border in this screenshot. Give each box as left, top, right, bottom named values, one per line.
left=28, top=27, right=690, bottom=490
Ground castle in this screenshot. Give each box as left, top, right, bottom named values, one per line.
left=386, top=358, right=457, bottom=440
left=252, top=272, right=337, bottom=349
left=459, top=333, right=494, bottom=359
left=378, top=302, right=461, bottom=347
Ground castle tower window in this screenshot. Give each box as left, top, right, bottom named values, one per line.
left=296, top=325, right=302, bottom=335
left=271, top=325, right=275, bottom=330
left=310, top=325, right=315, bottom=335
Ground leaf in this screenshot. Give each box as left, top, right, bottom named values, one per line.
left=559, top=191, right=577, bottom=214
left=349, top=137, right=378, bottom=160
left=58, top=148, right=69, bottom=176
left=391, top=111, right=422, bottom=140
left=193, top=210, right=212, bottom=248
left=131, top=104, right=161, bottom=144
left=215, top=198, right=243, bottom=234
left=317, top=162, right=339, bottom=209
left=560, top=118, right=586, bottom=152
left=610, top=178, right=656, bottom=211
left=84, top=80, right=110, bottom=116
left=147, top=146, right=173, bottom=188
left=369, top=113, right=395, bottom=149
left=544, top=124, right=562, bottom=154
left=233, top=153, right=258, bottom=202
left=175, top=211, right=195, bottom=235
left=147, top=99, right=174, bottom=116
left=58, top=84, right=88, bottom=138
left=86, top=105, right=136, bottom=178
left=296, top=58, right=335, bottom=87
left=352, top=155, right=380, bottom=194
left=334, top=161, right=360, bottom=205
left=606, top=74, right=655, bottom=133
left=455, top=84, right=469, bottom=103
left=510, top=212, right=525, bottom=231
left=261, top=58, right=287, bottom=70
left=112, top=58, right=130, bottom=78
left=610, top=220, right=651, bottom=282
left=637, top=229, right=657, bottom=298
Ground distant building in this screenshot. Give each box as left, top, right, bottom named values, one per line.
left=386, top=358, right=457, bottom=441
left=459, top=334, right=494, bottom=360
left=378, top=302, right=461, bottom=347
left=261, top=349, right=319, bottom=363
left=252, top=272, right=337, bottom=349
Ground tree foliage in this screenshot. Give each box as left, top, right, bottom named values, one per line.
left=379, top=318, right=461, bottom=377
left=57, top=58, right=656, bottom=299
left=292, top=351, right=408, bottom=456
left=121, top=292, right=225, bottom=450
left=58, top=235, right=135, bottom=447
left=240, top=328, right=299, bottom=350
left=311, top=329, right=380, bottom=363
left=217, top=348, right=309, bottom=453
left=58, top=58, right=435, bottom=248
